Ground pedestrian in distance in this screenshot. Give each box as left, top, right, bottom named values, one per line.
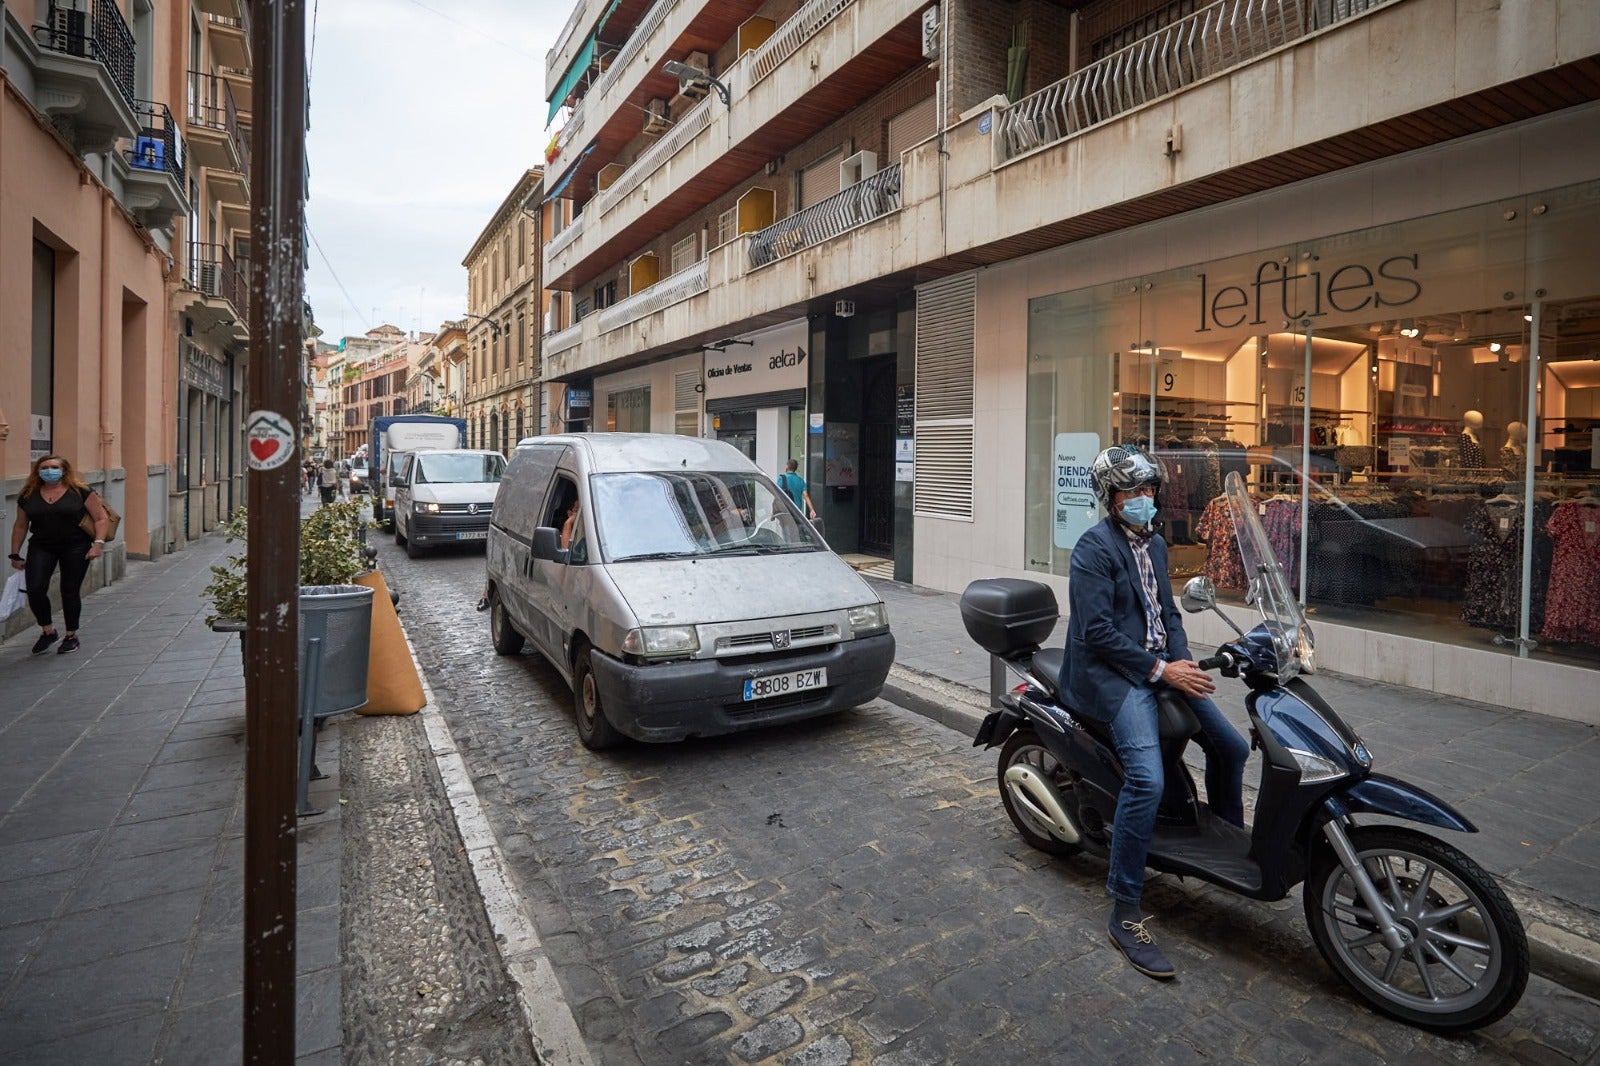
left=8, top=454, right=111, bottom=655
left=318, top=459, right=339, bottom=504
left=776, top=459, right=816, bottom=520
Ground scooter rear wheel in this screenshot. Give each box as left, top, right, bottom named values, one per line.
left=997, top=728, right=1083, bottom=857
left=1303, top=825, right=1528, bottom=1033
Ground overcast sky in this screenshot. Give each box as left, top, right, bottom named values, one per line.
left=304, top=0, right=569, bottom=343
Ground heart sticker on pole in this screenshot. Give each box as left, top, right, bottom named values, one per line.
left=244, top=410, right=295, bottom=471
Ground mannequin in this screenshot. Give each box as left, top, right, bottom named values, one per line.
left=1501, top=420, right=1528, bottom=475
left=1457, top=410, right=1485, bottom=469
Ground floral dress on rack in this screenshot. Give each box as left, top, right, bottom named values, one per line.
left=1541, top=502, right=1600, bottom=646
left=1196, top=494, right=1250, bottom=589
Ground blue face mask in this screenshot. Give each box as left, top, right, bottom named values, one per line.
left=1119, top=494, right=1157, bottom=528
left=39, top=468, right=64, bottom=484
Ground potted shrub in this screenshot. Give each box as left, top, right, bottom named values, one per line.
left=203, top=498, right=377, bottom=716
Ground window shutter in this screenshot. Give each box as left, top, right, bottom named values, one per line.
left=887, top=96, right=938, bottom=160
left=799, top=148, right=843, bottom=208
left=914, top=272, right=976, bottom=520
left=674, top=369, right=701, bottom=436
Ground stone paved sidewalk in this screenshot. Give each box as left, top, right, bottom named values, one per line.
left=0, top=506, right=342, bottom=1063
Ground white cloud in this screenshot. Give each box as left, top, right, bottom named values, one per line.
left=305, top=0, right=568, bottom=339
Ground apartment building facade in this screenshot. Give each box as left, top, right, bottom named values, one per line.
left=540, top=0, right=1600, bottom=714
left=2, top=0, right=258, bottom=597
left=463, top=168, right=544, bottom=455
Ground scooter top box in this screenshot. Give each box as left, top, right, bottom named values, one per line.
left=960, top=579, right=1059, bottom=655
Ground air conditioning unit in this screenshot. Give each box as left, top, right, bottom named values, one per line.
left=196, top=261, right=220, bottom=296
left=642, top=98, right=670, bottom=135
left=839, top=150, right=877, bottom=189
left=921, top=5, right=941, bottom=60
left=675, top=51, right=712, bottom=100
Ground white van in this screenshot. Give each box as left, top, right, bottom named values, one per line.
left=392, top=448, right=506, bottom=558
left=485, top=433, right=894, bottom=748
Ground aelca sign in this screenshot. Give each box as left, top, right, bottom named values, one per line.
left=703, top=320, right=809, bottom=401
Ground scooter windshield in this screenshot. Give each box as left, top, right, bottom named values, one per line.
left=1223, top=471, right=1316, bottom=681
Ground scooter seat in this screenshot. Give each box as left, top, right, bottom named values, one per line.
left=1029, top=647, right=1065, bottom=698
left=1030, top=647, right=1199, bottom=744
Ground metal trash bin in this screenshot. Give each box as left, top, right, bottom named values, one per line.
left=299, top=584, right=374, bottom=717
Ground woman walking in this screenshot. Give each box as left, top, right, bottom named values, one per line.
left=8, top=454, right=110, bottom=655
left=318, top=459, right=339, bottom=504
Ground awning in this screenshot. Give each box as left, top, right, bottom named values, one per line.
left=543, top=145, right=594, bottom=202
left=546, top=36, right=596, bottom=125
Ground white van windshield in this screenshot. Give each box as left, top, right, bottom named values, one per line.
left=591, top=471, right=825, bottom=562
left=414, top=453, right=506, bottom=484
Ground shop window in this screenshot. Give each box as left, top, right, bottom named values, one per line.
left=607, top=386, right=651, bottom=433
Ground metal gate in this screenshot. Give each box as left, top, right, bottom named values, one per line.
left=859, top=359, right=896, bottom=556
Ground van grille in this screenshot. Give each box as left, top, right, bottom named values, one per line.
left=715, top=624, right=835, bottom=652
left=435, top=503, right=491, bottom=515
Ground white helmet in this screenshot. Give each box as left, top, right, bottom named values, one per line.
left=1089, top=446, right=1165, bottom=511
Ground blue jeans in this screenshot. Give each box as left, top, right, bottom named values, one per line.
left=1104, top=684, right=1250, bottom=904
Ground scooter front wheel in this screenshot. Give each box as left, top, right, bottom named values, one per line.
left=997, top=728, right=1083, bottom=857
left=1304, top=825, right=1528, bottom=1033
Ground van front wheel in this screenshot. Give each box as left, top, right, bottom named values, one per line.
left=574, top=649, right=623, bottom=751
left=489, top=595, right=524, bottom=656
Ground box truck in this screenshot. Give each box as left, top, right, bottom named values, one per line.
left=369, top=415, right=467, bottom=530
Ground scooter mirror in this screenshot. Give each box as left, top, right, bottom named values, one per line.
left=1181, top=576, right=1217, bottom=614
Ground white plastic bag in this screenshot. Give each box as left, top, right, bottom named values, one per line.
left=0, top=569, right=24, bottom=617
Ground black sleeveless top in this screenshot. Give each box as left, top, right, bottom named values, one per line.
left=19, top=487, right=94, bottom=548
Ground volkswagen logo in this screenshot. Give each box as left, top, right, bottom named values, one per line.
left=468, top=503, right=479, bottom=515
left=771, top=630, right=791, bottom=649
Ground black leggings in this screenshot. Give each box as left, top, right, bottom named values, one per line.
left=25, top=539, right=91, bottom=632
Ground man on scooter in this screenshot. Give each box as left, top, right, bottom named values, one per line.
left=1062, top=446, right=1250, bottom=979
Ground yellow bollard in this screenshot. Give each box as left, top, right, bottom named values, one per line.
left=351, top=569, right=425, bottom=715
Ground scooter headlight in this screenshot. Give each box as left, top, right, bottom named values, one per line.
left=1287, top=747, right=1345, bottom=785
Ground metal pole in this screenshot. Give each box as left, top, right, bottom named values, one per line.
left=1518, top=299, right=1542, bottom=658
left=1299, top=325, right=1312, bottom=608
left=245, top=0, right=307, bottom=1060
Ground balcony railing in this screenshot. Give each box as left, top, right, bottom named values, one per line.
left=546, top=322, right=583, bottom=355
left=597, top=0, right=680, bottom=98
left=748, top=0, right=854, bottom=87
left=748, top=164, right=902, bottom=269
left=598, top=259, right=708, bottom=333
left=33, top=0, right=136, bottom=109
left=186, top=70, right=246, bottom=166
left=188, top=242, right=249, bottom=317
left=593, top=85, right=719, bottom=216
left=126, top=101, right=185, bottom=183
left=547, top=213, right=585, bottom=259
left=996, top=0, right=1396, bottom=162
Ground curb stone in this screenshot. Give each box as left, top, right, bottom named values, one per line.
left=881, top=660, right=1600, bottom=1003
left=398, top=621, right=595, bottom=1066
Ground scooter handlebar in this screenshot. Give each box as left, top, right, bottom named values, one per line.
left=1196, top=651, right=1231, bottom=672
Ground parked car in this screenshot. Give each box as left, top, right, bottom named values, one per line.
left=392, top=448, right=506, bottom=558
left=485, top=433, right=895, bottom=749
left=348, top=457, right=370, bottom=496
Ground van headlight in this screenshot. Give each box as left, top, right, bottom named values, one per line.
left=416, top=501, right=439, bottom=513
left=847, top=602, right=889, bottom=637
left=622, top=626, right=699, bottom=658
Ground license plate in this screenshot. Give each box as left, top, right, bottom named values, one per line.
left=456, top=530, right=487, bottom=541
left=743, top=667, right=827, bottom=702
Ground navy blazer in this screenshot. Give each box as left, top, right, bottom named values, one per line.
left=1059, top=517, right=1192, bottom=723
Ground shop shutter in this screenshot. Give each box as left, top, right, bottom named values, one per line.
left=674, top=369, right=701, bottom=436
left=887, top=96, right=938, bottom=161
left=914, top=272, right=976, bottom=520
left=799, top=148, right=843, bottom=209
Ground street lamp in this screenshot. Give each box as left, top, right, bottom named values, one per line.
left=460, top=313, right=502, bottom=338
left=662, top=60, right=730, bottom=108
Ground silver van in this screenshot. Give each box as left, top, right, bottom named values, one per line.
left=392, top=448, right=506, bottom=558
left=485, top=433, right=895, bottom=748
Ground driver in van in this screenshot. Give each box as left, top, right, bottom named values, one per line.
left=1062, top=445, right=1250, bottom=980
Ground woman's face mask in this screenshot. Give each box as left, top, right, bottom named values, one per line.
left=1119, top=494, right=1157, bottom=528
left=39, top=468, right=64, bottom=484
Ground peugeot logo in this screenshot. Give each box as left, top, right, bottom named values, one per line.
left=771, top=630, right=791, bottom=649
left=468, top=503, right=478, bottom=515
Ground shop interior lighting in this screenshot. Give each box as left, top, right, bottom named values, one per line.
left=1399, top=320, right=1420, bottom=338
left=1489, top=341, right=1504, bottom=353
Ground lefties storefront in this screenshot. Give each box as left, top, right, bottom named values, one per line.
left=930, top=104, right=1600, bottom=720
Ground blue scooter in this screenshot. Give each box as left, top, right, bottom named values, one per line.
left=964, top=472, right=1527, bottom=1032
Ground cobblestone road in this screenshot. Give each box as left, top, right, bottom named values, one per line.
left=382, top=539, right=1600, bottom=1065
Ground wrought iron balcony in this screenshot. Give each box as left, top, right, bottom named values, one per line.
left=747, top=164, right=902, bottom=269
left=32, top=0, right=136, bottom=110
left=996, top=0, right=1397, bottom=163
left=121, top=101, right=188, bottom=228
left=187, top=242, right=249, bottom=320
left=186, top=70, right=246, bottom=172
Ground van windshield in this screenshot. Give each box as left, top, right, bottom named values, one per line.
left=591, top=471, right=825, bottom=562
left=414, top=453, right=506, bottom=484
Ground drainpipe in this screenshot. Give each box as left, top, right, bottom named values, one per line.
left=100, top=165, right=114, bottom=499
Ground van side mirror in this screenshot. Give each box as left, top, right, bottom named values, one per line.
left=531, top=526, right=568, bottom=563
left=389, top=473, right=406, bottom=487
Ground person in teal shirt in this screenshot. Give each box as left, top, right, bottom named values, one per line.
left=776, top=459, right=816, bottom=520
